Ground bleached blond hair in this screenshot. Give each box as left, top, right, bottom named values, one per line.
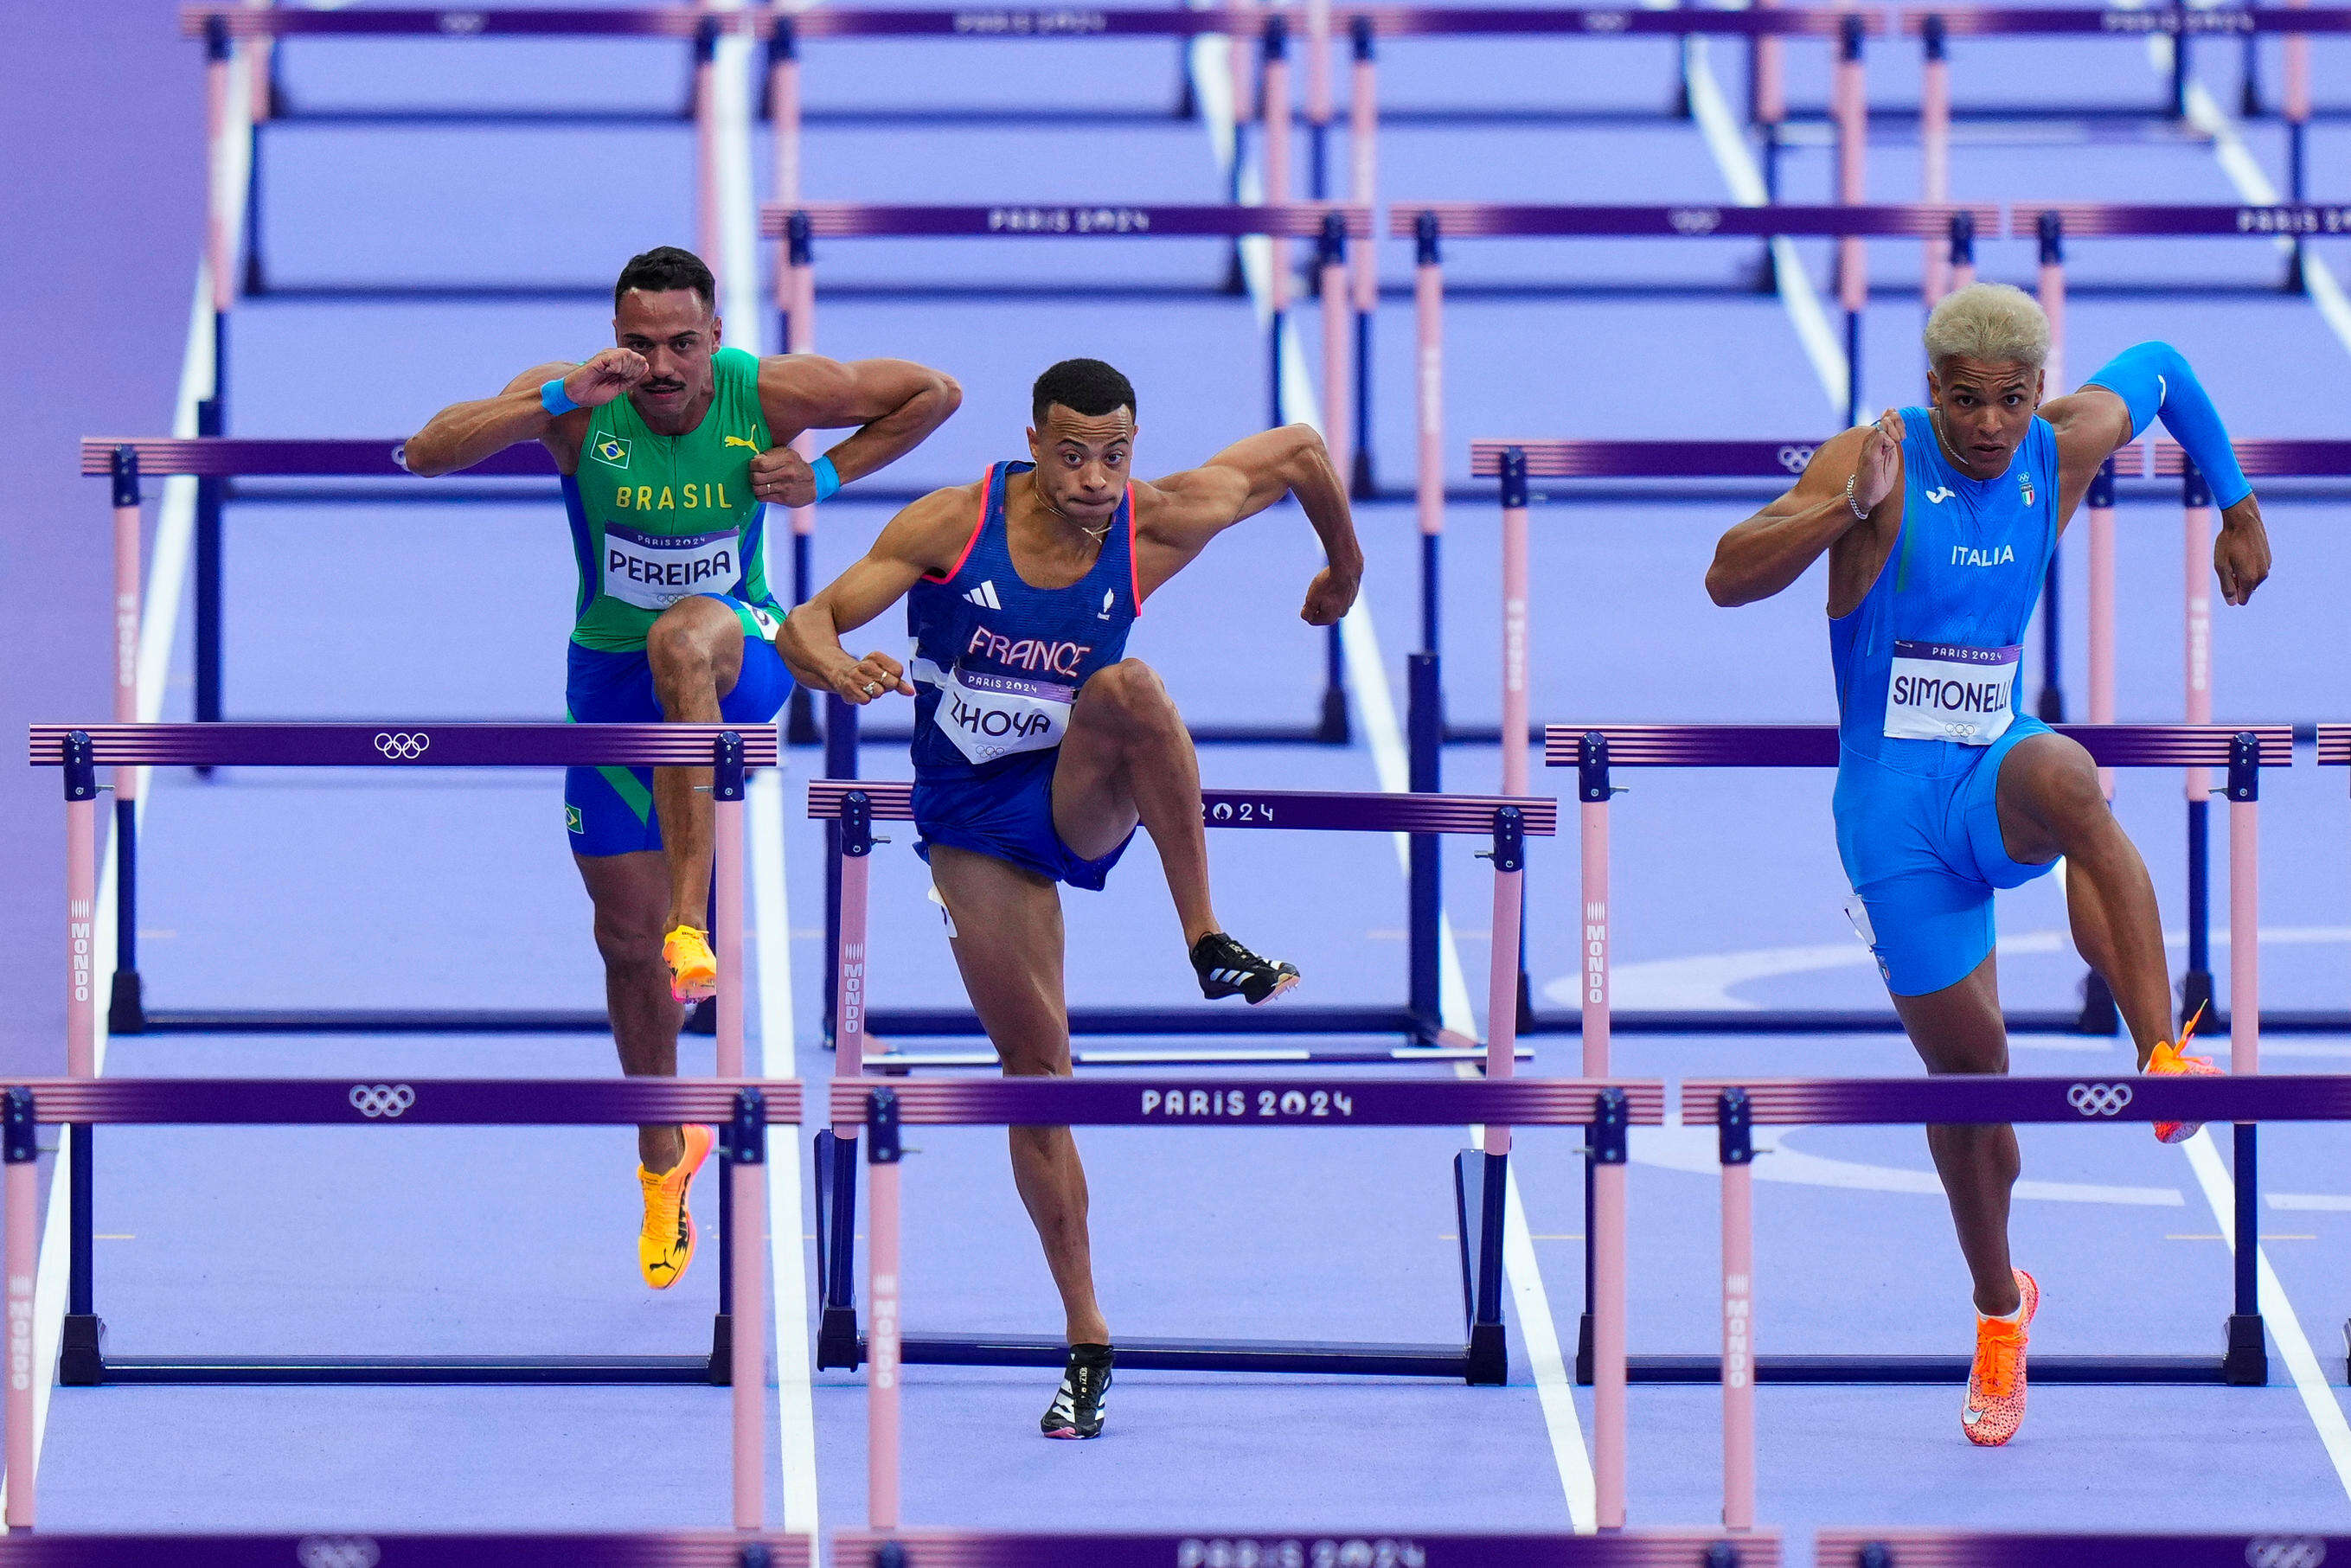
left=1923, top=282, right=2050, bottom=374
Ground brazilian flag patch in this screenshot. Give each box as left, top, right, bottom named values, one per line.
left=565, top=804, right=585, bottom=835
left=589, top=433, right=631, bottom=470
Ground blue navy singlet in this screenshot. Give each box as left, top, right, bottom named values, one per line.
left=906, top=461, right=1141, bottom=783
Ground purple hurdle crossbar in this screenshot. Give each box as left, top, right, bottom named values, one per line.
left=0, top=1078, right=798, bottom=1529
left=831, top=1076, right=1665, bottom=1530
left=1816, top=1530, right=2351, bottom=1567
left=31, top=724, right=774, bottom=1391
left=0, top=1535, right=812, bottom=1566
left=830, top=1530, right=1782, bottom=1566
left=756, top=201, right=1370, bottom=752
left=1554, top=723, right=2283, bottom=1405
left=1688, top=1072, right=2342, bottom=1526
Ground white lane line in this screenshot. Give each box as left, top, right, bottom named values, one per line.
left=2156, top=35, right=2351, bottom=363
left=1189, top=41, right=1596, bottom=1533
left=2181, top=1129, right=2351, bottom=1501
left=1683, top=35, right=1850, bottom=418
left=708, top=10, right=821, bottom=1533
left=0, top=46, right=244, bottom=1511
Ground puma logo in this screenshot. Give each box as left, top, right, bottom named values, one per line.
left=723, top=436, right=762, bottom=452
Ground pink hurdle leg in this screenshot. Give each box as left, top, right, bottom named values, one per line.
left=1580, top=799, right=1611, bottom=1081
left=695, top=53, right=720, bottom=280
left=1321, top=256, right=1351, bottom=486
left=1721, top=1159, right=1756, bottom=1531
left=1413, top=256, right=1444, bottom=543
left=1485, top=864, right=1522, bottom=1120
left=2185, top=498, right=2213, bottom=816
left=67, top=795, right=96, bottom=1082
left=771, top=44, right=802, bottom=207
left=1593, top=1156, right=1628, bottom=1530
left=1304, top=0, right=1332, bottom=142
left=867, top=1153, right=902, bottom=1529
left=1229, top=0, right=1256, bottom=125
left=835, top=848, right=870, bottom=1081
left=207, top=45, right=235, bottom=318
left=1834, top=30, right=1866, bottom=332
left=2088, top=494, right=2116, bottom=797
left=4, top=1142, right=34, bottom=1530
left=2232, top=795, right=2258, bottom=1075
left=1500, top=499, right=1530, bottom=797
left=1264, top=48, right=1291, bottom=313
left=1920, top=56, right=1950, bottom=304
left=732, top=1138, right=768, bottom=1527
left=716, top=793, right=746, bottom=1078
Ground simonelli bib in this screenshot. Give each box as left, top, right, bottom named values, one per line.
left=906, top=461, right=1139, bottom=779
left=1830, top=408, right=2058, bottom=775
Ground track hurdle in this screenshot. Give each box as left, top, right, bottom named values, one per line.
left=1817, top=1530, right=2348, bottom=1565
left=31, top=722, right=773, bottom=1382
left=1904, top=7, right=2351, bottom=272
left=1688, top=1068, right=2339, bottom=1527
left=833, top=1533, right=1778, bottom=1566
left=0, top=1537, right=810, bottom=1565
left=0, top=1075, right=795, bottom=1527
left=1560, top=723, right=2282, bottom=1392
left=760, top=200, right=1370, bottom=751
left=810, top=778, right=1542, bottom=1061
left=832, top=1072, right=1666, bottom=1527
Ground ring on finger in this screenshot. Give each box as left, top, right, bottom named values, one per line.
left=862, top=682, right=881, bottom=696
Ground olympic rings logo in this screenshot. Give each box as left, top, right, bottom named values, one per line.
left=1669, top=207, right=1723, bottom=236
left=373, top=732, right=430, bottom=761
left=2248, top=1539, right=2327, bottom=1568
left=436, top=11, right=486, bottom=34
left=349, top=1085, right=416, bottom=1119
left=297, top=1539, right=381, bottom=1568
left=2067, top=1082, right=2135, bottom=1117
left=1777, top=445, right=1816, bottom=474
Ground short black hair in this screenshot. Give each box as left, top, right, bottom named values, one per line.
left=614, top=246, right=715, bottom=313
left=1031, top=358, right=1136, bottom=429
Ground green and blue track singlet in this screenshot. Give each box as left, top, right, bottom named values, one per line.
left=563, top=344, right=783, bottom=650
left=561, top=344, right=794, bottom=856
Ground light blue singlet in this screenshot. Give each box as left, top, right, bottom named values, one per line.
left=1829, top=408, right=2063, bottom=995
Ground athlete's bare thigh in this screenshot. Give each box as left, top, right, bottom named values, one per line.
left=1050, top=661, right=1175, bottom=861
left=926, top=844, right=1071, bottom=1075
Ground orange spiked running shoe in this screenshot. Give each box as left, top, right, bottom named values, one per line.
left=1961, top=1269, right=2039, bottom=1448
left=662, top=924, right=718, bottom=1003
left=637, top=1123, right=715, bottom=1290
left=2147, top=1002, right=2220, bottom=1145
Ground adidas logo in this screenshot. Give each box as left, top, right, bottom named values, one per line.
left=964, top=580, right=1003, bottom=610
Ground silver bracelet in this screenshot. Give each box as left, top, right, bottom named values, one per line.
left=1843, top=474, right=1870, bottom=522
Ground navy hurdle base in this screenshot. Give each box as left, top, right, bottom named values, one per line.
left=30, top=723, right=774, bottom=1385
left=833, top=1076, right=1668, bottom=1528
left=1556, top=723, right=2285, bottom=1392
left=804, top=783, right=1560, bottom=1385
left=1689, top=1072, right=2348, bottom=1528
left=0, top=1076, right=798, bottom=1529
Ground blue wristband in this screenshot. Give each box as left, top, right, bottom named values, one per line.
left=810, top=453, right=842, bottom=503
left=541, top=378, right=581, bottom=418
left=2082, top=342, right=2252, bottom=509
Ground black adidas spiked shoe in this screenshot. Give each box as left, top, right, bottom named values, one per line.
left=1041, top=1342, right=1114, bottom=1439
left=1189, top=931, right=1301, bottom=1005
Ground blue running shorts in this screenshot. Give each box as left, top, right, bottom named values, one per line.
left=563, top=593, right=791, bottom=857
left=913, top=748, right=1133, bottom=890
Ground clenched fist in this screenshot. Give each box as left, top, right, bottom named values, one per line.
left=1852, top=409, right=1905, bottom=516
left=749, top=445, right=818, bottom=508
left=1299, top=566, right=1359, bottom=626
left=561, top=348, right=649, bottom=410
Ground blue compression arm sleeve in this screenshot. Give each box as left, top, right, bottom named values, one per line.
left=810, top=453, right=842, bottom=503
left=2081, top=342, right=2252, bottom=509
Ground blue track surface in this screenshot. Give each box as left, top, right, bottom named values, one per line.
left=22, top=3, right=2351, bottom=1558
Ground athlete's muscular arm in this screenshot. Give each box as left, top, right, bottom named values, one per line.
left=2040, top=381, right=2271, bottom=606
left=401, top=349, right=647, bottom=477
left=779, top=484, right=974, bottom=703
left=1707, top=423, right=1901, bottom=612
left=1136, top=423, right=1364, bottom=624
left=749, top=355, right=962, bottom=508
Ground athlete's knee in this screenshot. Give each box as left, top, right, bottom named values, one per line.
left=645, top=600, right=731, bottom=684
left=2008, top=733, right=2106, bottom=828
left=1076, top=658, right=1177, bottom=736
left=589, top=900, right=667, bottom=970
